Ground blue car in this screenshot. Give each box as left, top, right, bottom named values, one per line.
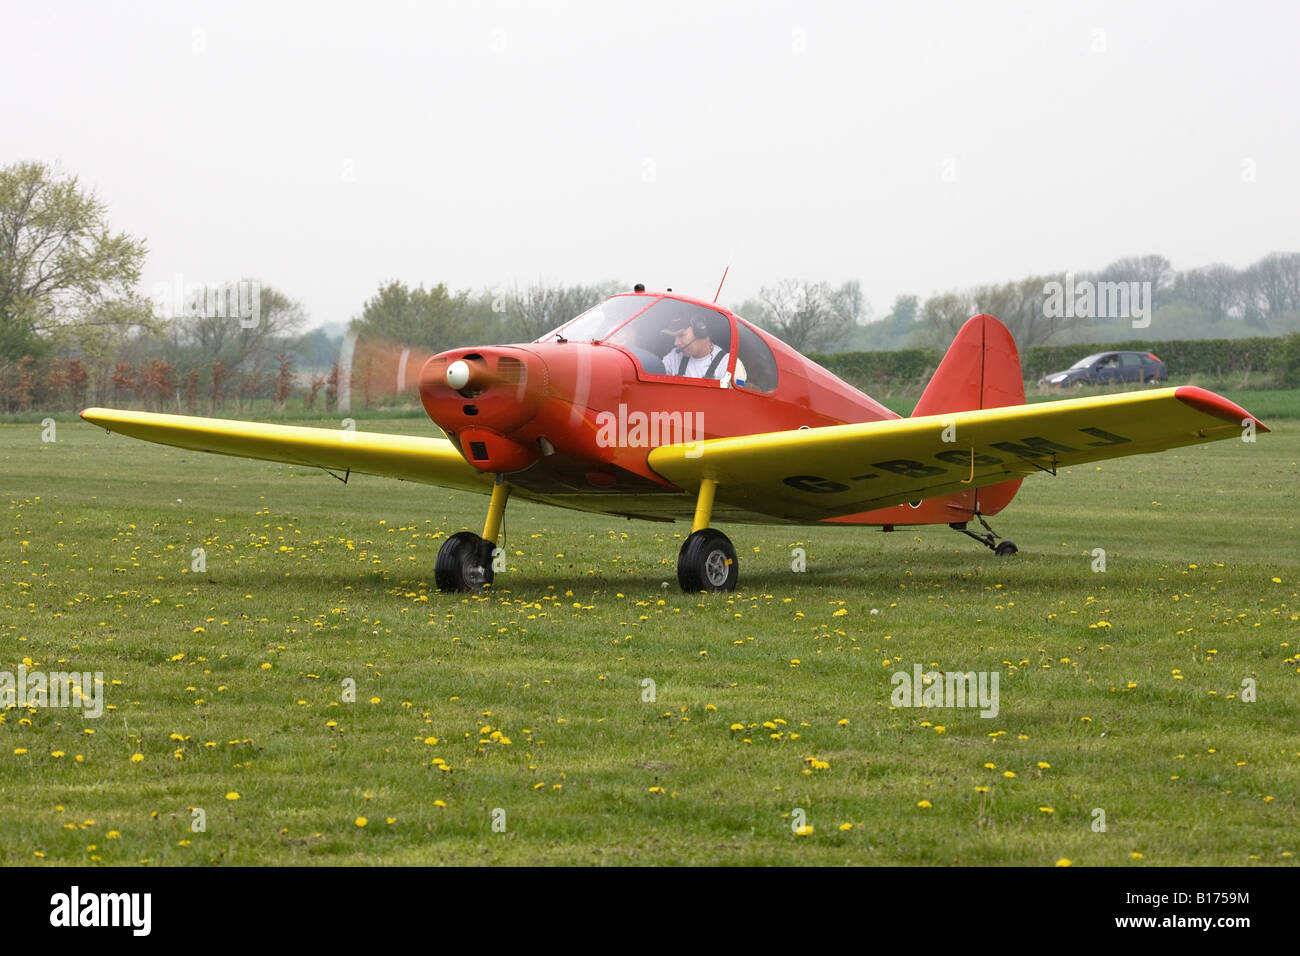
left=1039, top=350, right=1166, bottom=387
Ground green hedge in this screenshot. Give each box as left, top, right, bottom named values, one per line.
left=810, top=335, right=1295, bottom=390
left=806, top=348, right=939, bottom=387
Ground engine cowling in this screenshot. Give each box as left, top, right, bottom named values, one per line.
left=419, top=347, right=548, bottom=473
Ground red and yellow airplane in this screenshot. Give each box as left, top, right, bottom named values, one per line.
left=81, top=287, right=1268, bottom=592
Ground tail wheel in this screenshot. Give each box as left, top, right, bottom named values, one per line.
left=677, top=529, right=739, bottom=592
left=436, top=531, right=495, bottom=592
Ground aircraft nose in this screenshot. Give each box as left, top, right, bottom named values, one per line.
left=419, top=347, right=548, bottom=472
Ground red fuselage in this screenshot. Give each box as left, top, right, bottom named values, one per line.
left=415, top=290, right=999, bottom=526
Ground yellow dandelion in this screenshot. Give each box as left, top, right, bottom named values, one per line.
left=129, top=753, right=143, bottom=763
left=917, top=800, right=932, bottom=808
left=225, top=791, right=240, bottom=801
left=1055, top=858, right=1071, bottom=867
left=354, top=816, right=367, bottom=827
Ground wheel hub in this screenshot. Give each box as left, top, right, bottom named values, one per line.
left=703, top=549, right=729, bottom=587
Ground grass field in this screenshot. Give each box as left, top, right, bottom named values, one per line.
left=2, top=407, right=1298, bottom=865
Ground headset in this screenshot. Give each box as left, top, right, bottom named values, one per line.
left=684, top=316, right=711, bottom=340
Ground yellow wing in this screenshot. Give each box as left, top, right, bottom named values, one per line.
left=79, top=408, right=491, bottom=494
left=647, top=386, right=1268, bottom=522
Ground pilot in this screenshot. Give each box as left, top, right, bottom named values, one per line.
left=663, top=316, right=729, bottom=380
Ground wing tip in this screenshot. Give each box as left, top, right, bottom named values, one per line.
left=1174, top=385, right=1269, bottom=433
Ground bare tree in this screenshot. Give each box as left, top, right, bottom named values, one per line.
left=1099, top=254, right=1173, bottom=311
left=753, top=279, right=859, bottom=352
left=178, top=281, right=306, bottom=373
left=912, top=290, right=976, bottom=349
left=1244, top=252, right=1300, bottom=326
left=506, top=279, right=622, bottom=341
left=1173, top=263, right=1242, bottom=322
left=916, top=274, right=1089, bottom=350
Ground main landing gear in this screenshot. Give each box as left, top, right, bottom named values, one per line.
left=677, top=478, right=738, bottom=592
left=435, top=473, right=741, bottom=593
left=436, top=476, right=510, bottom=592
left=950, top=514, right=1018, bottom=556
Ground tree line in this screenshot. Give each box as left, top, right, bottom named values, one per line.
left=3, top=159, right=1298, bottom=414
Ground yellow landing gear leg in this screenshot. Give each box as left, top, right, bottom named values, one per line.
left=483, top=476, right=511, bottom=544
left=678, top=477, right=737, bottom=592
left=691, top=477, right=717, bottom=533
left=436, top=474, right=510, bottom=593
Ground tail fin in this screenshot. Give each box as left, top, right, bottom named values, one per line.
left=819, top=314, right=1026, bottom=526
left=913, top=313, right=1024, bottom=416
left=913, top=313, right=1024, bottom=517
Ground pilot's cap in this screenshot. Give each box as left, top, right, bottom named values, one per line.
left=662, top=315, right=711, bottom=338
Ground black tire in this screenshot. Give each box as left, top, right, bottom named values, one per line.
left=995, top=540, right=1018, bottom=556
left=435, top=531, right=495, bottom=592
left=677, top=529, right=739, bottom=592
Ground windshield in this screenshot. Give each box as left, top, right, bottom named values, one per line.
left=536, top=295, right=653, bottom=343
left=606, top=299, right=733, bottom=378
left=1069, top=353, right=1106, bottom=369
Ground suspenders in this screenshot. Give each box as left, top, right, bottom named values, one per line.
left=704, top=349, right=727, bottom=378
left=675, top=347, right=727, bottom=379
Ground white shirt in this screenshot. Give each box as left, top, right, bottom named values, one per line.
left=664, top=344, right=726, bottom=379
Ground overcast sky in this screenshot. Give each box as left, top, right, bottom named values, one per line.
left=4, top=0, right=1297, bottom=329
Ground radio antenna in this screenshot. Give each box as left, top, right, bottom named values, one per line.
left=712, top=265, right=730, bottom=304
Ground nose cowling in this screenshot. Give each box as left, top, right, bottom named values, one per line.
left=419, top=347, right=547, bottom=473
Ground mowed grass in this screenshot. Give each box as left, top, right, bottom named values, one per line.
left=2, top=413, right=1298, bottom=866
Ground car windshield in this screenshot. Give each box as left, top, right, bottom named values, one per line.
left=1069, top=353, right=1106, bottom=369
left=536, top=295, right=654, bottom=343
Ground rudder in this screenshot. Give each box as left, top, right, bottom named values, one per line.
left=912, top=313, right=1024, bottom=516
